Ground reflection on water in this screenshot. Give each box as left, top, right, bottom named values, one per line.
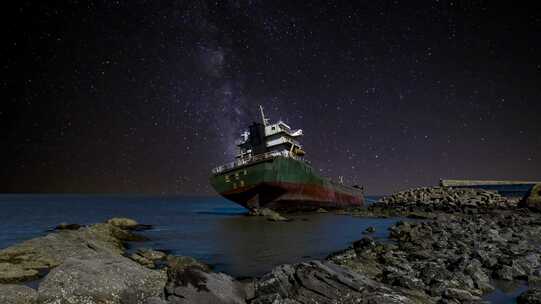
left=482, top=280, right=529, bottom=304
left=0, top=194, right=392, bottom=277
left=213, top=213, right=399, bottom=277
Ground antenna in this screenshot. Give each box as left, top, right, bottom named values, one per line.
left=259, top=105, right=269, bottom=126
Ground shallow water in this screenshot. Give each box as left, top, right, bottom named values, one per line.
left=0, top=194, right=529, bottom=302
left=0, top=194, right=392, bottom=277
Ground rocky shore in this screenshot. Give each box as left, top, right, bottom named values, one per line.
left=1, top=186, right=540, bottom=303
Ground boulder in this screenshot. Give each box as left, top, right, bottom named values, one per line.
left=0, top=284, right=38, bottom=304
left=364, top=226, right=376, bottom=233
left=0, top=223, right=127, bottom=283
left=519, top=184, right=541, bottom=212
left=166, top=270, right=247, bottom=304
left=165, top=256, right=246, bottom=303
left=107, top=217, right=139, bottom=229
left=37, top=255, right=167, bottom=304
left=0, top=222, right=147, bottom=283
left=54, top=223, right=82, bottom=230
left=166, top=255, right=211, bottom=274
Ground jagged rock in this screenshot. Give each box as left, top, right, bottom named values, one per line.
left=37, top=255, right=167, bottom=304
left=252, top=260, right=432, bottom=303
left=517, top=288, right=541, bottom=304
left=519, top=184, right=541, bottom=212
left=0, top=284, right=38, bottom=304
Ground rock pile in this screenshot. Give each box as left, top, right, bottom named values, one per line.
left=329, top=211, right=541, bottom=303
left=373, top=186, right=514, bottom=213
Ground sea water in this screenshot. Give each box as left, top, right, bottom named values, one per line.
left=0, top=194, right=391, bottom=277
left=0, top=194, right=527, bottom=302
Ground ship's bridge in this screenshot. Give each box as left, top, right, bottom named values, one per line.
left=212, top=106, right=308, bottom=174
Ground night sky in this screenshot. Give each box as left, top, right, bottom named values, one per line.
left=3, top=1, right=540, bottom=195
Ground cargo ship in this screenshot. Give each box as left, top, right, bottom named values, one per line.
left=210, top=106, right=364, bottom=211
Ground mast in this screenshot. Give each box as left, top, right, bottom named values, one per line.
left=259, top=105, right=269, bottom=126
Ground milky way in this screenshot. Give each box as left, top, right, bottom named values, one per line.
left=3, top=1, right=540, bottom=194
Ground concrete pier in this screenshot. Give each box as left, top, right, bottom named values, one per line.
left=439, top=179, right=540, bottom=197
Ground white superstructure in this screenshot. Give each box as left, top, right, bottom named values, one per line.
left=212, top=106, right=306, bottom=174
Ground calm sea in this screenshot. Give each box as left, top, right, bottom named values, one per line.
left=0, top=194, right=391, bottom=277
left=0, top=194, right=524, bottom=302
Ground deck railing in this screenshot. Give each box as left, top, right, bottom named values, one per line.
left=212, top=150, right=295, bottom=174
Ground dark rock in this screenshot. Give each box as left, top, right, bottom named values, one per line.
left=364, top=226, right=376, bottom=233
left=519, top=184, right=541, bottom=212
left=252, top=260, right=432, bottom=303
left=372, top=186, right=514, bottom=214
left=54, top=223, right=82, bottom=230
left=517, top=288, right=541, bottom=304
left=352, top=237, right=376, bottom=256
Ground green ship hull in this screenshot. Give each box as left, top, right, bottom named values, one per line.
left=210, top=156, right=364, bottom=211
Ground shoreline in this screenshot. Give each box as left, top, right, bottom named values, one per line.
left=1, top=186, right=540, bottom=303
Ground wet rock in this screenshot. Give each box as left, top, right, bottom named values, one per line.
left=316, top=208, right=328, bottom=213
left=519, top=184, right=541, bottom=212
left=54, top=223, right=82, bottom=230
left=517, top=288, right=541, bottom=304
left=0, top=284, right=38, bottom=304
left=364, top=226, right=376, bottom=233
left=37, top=255, right=167, bottom=304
